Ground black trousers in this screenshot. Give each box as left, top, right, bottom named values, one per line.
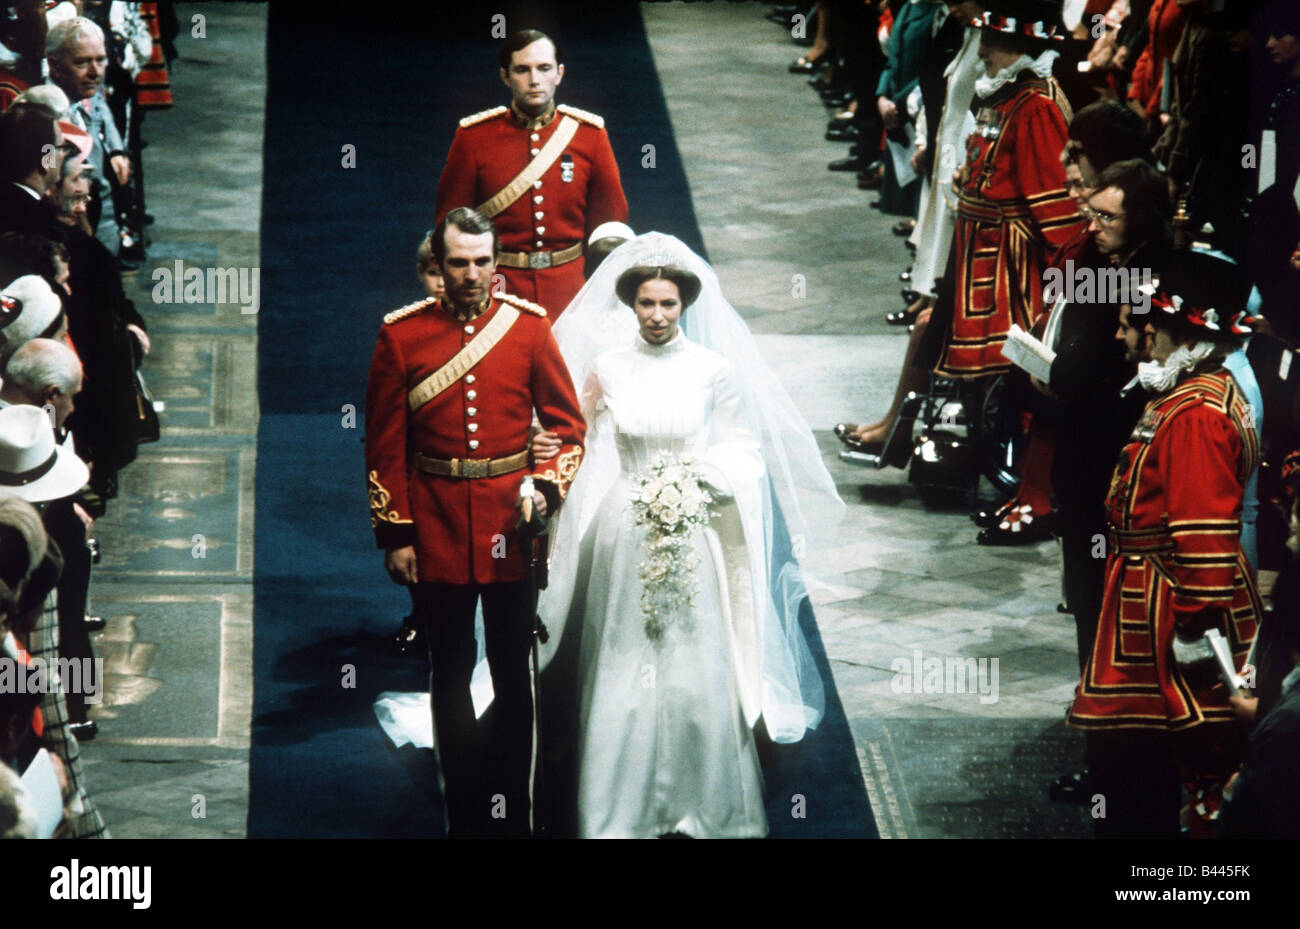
left=1059, top=517, right=1106, bottom=675
left=1089, top=729, right=1181, bottom=838
left=413, top=579, right=534, bottom=837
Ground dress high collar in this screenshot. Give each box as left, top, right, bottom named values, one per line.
left=510, top=102, right=556, bottom=130
left=636, top=329, right=685, bottom=355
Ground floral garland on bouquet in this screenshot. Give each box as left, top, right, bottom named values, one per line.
left=630, top=455, right=714, bottom=642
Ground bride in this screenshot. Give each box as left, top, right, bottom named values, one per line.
left=537, top=232, right=842, bottom=838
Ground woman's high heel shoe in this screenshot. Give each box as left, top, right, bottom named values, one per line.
left=790, top=53, right=827, bottom=74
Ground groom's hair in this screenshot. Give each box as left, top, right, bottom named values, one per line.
left=615, top=265, right=702, bottom=310
left=432, top=207, right=499, bottom=266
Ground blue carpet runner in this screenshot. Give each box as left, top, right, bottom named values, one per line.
left=250, top=0, right=876, bottom=838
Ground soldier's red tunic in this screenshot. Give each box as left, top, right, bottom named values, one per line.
left=936, top=74, right=1085, bottom=377
left=364, top=293, right=586, bottom=585
left=435, top=103, right=628, bottom=318
left=1069, top=368, right=1261, bottom=732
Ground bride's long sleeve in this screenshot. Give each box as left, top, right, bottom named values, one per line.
left=698, top=360, right=765, bottom=502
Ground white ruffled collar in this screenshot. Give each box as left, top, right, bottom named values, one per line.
left=974, top=49, right=1058, bottom=100
left=1136, top=341, right=1219, bottom=394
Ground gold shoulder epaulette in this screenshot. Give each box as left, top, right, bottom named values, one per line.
left=498, top=293, right=547, bottom=318
left=383, top=297, right=436, bottom=325
left=557, top=103, right=604, bottom=129
left=459, top=105, right=508, bottom=128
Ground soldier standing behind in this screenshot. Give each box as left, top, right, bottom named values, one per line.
left=364, top=207, right=585, bottom=837
left=1069, top=250, right=1261, bottom=838
left=435, top=29, right=628, bottom=318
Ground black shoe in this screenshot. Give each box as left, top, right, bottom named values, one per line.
left=84, top=615, right=106, bottom=632
left=892, top=220, right=916, bottom=238
left=976, top=520, right=1054, bottom=546
left=886, top=308, right=918, bottom=326
left=828, top=155, right=864, bottom=172
left=900, top=267, right=912, bottom=282
left=808, top=75, right=831, bottom=91
left=825, top=123, right=859, bottom=143
left=69, top=720, right=98, bottom=742
left=1049, top=769, right=1093, bottom=803
left=1056, top=602, right=1073, bottom=614
left=857, top=165, right=883, bottom=190
left=971, top=504, right=1008, bottom=528
left=790, top=54, right=826, bottom=73
left=901, top=288, right=920, bottom=304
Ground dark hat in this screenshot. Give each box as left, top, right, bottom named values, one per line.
left=972, top=0, right=1068, bottom=44
left=1143, top=249, right=1252, bottom=336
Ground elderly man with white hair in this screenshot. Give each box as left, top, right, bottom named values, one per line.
left=0, top=336, right=103, bottom=744
left=0, top=337, right=83, bottom=429
left=45, top=16, right=131, bottom=260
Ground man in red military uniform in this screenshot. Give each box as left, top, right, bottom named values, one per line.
left=1069, top=250, right=1260, bottom=837
left=365, top=207, right=585, bottom=837
left=434, top=29, right=628, bottom=318
left=935, top=0, right=1084, bottom=377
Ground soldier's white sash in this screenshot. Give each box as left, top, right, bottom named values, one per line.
left=407, top=305, right=520, bottom=412
left=475, top=115, right=579, bottom=219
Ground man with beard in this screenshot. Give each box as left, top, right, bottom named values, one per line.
left=1043, top=152, right=1169, bottom=803
left=1069, top=249, right=1261, bottom=837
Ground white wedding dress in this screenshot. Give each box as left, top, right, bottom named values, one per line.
left=568, top=330, right=769, bottom=839
left=373, top=233, right=841, bottom=840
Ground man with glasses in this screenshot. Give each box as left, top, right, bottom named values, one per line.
left=1042, top=152, right=1171, bottom=805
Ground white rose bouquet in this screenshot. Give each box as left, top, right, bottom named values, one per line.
left=630, top=455, right=715, bottom=641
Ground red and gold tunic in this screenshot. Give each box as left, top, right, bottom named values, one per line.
left=935, top=74, right=1084, bottom=377
left=1069, top=369, right=1261, bottom=732
left=364, top=293, right=586, bottom=585
left=435, top=103, right=628, bottom=318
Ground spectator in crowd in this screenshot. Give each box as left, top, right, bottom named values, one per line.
left=873, top=0, right=944, bottom=225
left=45, top=16, right=132, bottom=263
left=0, top=102, right=65, bottom=238
left=2, top=337, right=99, bottom=735
left=0, top=466, right=108, bottom=839
left=1152, top=0, right=1254, bottom=258
left=1126, top=0, right=1191, bottom=132
left=1218, top=465, right=1300, bottom=838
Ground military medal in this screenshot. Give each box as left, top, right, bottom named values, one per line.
left=561, top=153, right=574, bottom=183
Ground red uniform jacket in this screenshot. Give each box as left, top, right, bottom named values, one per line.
left=365, top=293, right=586, bottom=585
left=936, top=75, right=1084, bottom=377
left=435, top=103, right=628, bottom=317
left=1127, top=0, right=1190, bottom=120
left=1070, top=369, right=1261, bottom=732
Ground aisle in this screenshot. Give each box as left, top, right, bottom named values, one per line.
left=250, top=0, right=874, bottom=838
left=644, top=4, right=1092, bottom=838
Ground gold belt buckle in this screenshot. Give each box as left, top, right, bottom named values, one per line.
left=460, top=458, right=489, bottom=479
left=528, top=250, right=552, bottom=270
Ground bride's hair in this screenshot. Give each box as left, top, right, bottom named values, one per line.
left=614, top=265, right=702, bottom=310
